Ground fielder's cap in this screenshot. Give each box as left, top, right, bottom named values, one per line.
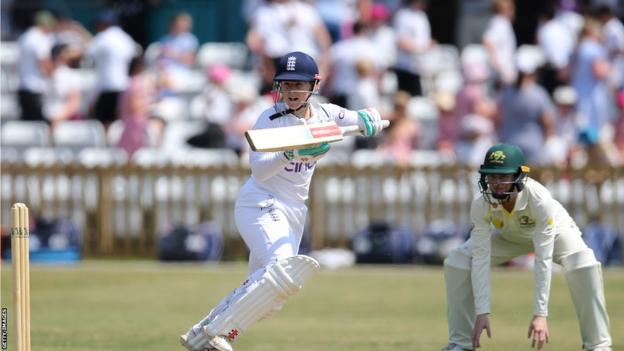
left=274, top=51, right=320, bottom=82
left=553, top=85, right=577, bottom=105
left=479, top=143, right=528, bottom=174
left=515, top=45, right=545, bottom=74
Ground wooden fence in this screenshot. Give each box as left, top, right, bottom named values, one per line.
left=1, top=163, right=622, bottom=257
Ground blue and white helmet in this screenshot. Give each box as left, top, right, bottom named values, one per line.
left=272, top=51, right=321, bottom=108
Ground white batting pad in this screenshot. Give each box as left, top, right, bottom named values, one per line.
left=204, top=255, right=320, bottom=341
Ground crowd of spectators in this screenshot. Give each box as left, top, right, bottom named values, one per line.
left=7, top=0, right=624, bottom=168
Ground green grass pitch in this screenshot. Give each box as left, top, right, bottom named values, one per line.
left=1, top=261, right=623, bottom=350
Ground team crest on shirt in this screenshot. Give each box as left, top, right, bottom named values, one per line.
left=489, top=150, right=506, bottom=164
left=518, top=215, right=536, bottom=229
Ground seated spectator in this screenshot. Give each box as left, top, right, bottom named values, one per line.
left=380, top=91, right=421, bottom=165
left=454, top=113, right=496, bottom=167
left=158, top=12, right=199, bottom=92
left=347, top=58, right=380, bottom=111
left=199, top=64, right=233, bottom=126
left=224, top=85, right=267, bottom=156
left=546, top=86, right=582, bottom=167
left=54, top=13, right=92, bottom=68
left=43, top=44, right=82, bottom=129
left=118, top=56, right=154, bottom=157
left=613, top=89, right=624, bottom=164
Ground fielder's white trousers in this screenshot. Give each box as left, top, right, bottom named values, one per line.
left=444, top=231, right=611, bottom=350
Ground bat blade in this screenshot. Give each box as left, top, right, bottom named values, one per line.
left=245, top=122, right=346, bottom=152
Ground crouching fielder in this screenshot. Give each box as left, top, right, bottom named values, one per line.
left=180, top=51, right=385, bottom=351
left=442, top=143, right=612, bottom=351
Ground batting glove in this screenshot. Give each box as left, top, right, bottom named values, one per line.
left=357, top=108, right=384, bottom=137
left=284, top=142, right=330, bottom=163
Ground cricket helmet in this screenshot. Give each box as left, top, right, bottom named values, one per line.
left=478, top=143, right=530, bottom=204
left=272, top=51, right=321, bottom=112
left=274, top=51, right=320, bottom=82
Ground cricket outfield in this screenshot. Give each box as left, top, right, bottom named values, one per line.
left=1, top=261, right=623, bottom=351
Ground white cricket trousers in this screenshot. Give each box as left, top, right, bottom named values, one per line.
left=444, top=231, right=611, bottom=351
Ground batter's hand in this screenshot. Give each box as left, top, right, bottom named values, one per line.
left=528, top=315, right=549, bottom=349
left=357, top=108, right=384, bottom=137
left=472, top=313, right=491, bottom=349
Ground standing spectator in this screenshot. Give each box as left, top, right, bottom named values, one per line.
left=117, top=56, right=154, bottom=158
left=393, top=0, right=435, bottom=96
left=596, top=5, right=624, bottom=90
left=570, top=19, right=617, bottom=166
left=347, top=58, right=380, bottom=111
left=87, top=11, right=136, bottom=129
left=497, top=46, right=556, bottom=165
left=43, top=44, right=82, bottom=129
left=537, top=4, right=577, bottom=94
left=17, top=10, right=55, bottom=121
left=325, top=21, right=380, bottom=106
left=247, top=0, right=331, bottom=94
left=368, top=3, right=397, bottom=71
left=482, top=0, right=517, bottom=86
left=158, top=12, right=199, bottom=92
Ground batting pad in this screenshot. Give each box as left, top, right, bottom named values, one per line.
left=204, top=255, right=320, bottom=340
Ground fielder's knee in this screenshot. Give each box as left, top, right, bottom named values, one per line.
left=444, top=248, right=471, bottom=271
left=561, top=248, right=600, bottom=272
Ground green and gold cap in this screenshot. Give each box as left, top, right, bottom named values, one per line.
left=479, top=143, right=530, bottom=174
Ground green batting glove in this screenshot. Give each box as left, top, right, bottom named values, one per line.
left=284, top=142, right=330, bottom=162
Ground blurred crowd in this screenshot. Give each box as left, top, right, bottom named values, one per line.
left=6, top=0, right=624, bottom=168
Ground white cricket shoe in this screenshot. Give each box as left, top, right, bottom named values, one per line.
left=441, top=343, right=472, bottom=351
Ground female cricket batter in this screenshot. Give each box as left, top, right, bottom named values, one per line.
left=180, top=51, right=385, bottom=351
left=442, top=143, right=612, bottom=351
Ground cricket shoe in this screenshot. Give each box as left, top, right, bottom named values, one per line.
left=180, top=329, right=233, bottom=351
left=588, top=348, right=611, bottom=351
left=441, top=343, right=472, bottom=351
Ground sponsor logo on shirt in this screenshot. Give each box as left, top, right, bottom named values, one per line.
left=518, top=215, right=536, bottom=229
left=284, top=161, right=315, bottom=173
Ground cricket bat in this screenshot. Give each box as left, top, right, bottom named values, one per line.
left=245, top=120, right=390, bottom=152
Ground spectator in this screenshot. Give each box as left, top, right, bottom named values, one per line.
left=570, top=18, right=617, bottom=166
left=614, top=89, right=624, bottom=162
left=380, top=91, right=421, bottom=165
left=224, top=85, right=269, bottom=156
left=454, top=113, right=497, bottom=167
left=199, top=64, right=234, bottom=126
left=314, top=0, right=354, bottom=43
left=482, top=0, right=517, bottom=86
left=547, top=85, right=582, bottom=167
left=325, top=21, right=380, bottom=106
left=54, top=13, right=92, bottom=68
left=17, top=10, right=56, bottom=121
left=347, top=58, right=380, bottom=111
left=117, top=56, right=154, bottom=157
left=537, top=3, right=577, bottom=94
left=393, top=0, right=435, bottom=96
left=368, top=3, right=396, bottom=70
left=247, top=0, right=331, bottom=94
left=43, top=44, right=82, bottom=129
left=497, top=46, right=556, bottom=165
left=158, top=12, right=199, bottom=92
left=595, top=5, right=624, bottom=90
left=87, top=10, right=136, bottom=129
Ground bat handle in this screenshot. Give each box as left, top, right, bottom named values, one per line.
left=341, top=120, right=390, bottom=136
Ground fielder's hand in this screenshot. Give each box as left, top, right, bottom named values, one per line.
left=357, top=108, right=384, bottom=137
left=472, top=313, right=491, bottom=349
left=528, top=315, right=549, bottom=349
left=284, top=142, right=330, bottom=163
